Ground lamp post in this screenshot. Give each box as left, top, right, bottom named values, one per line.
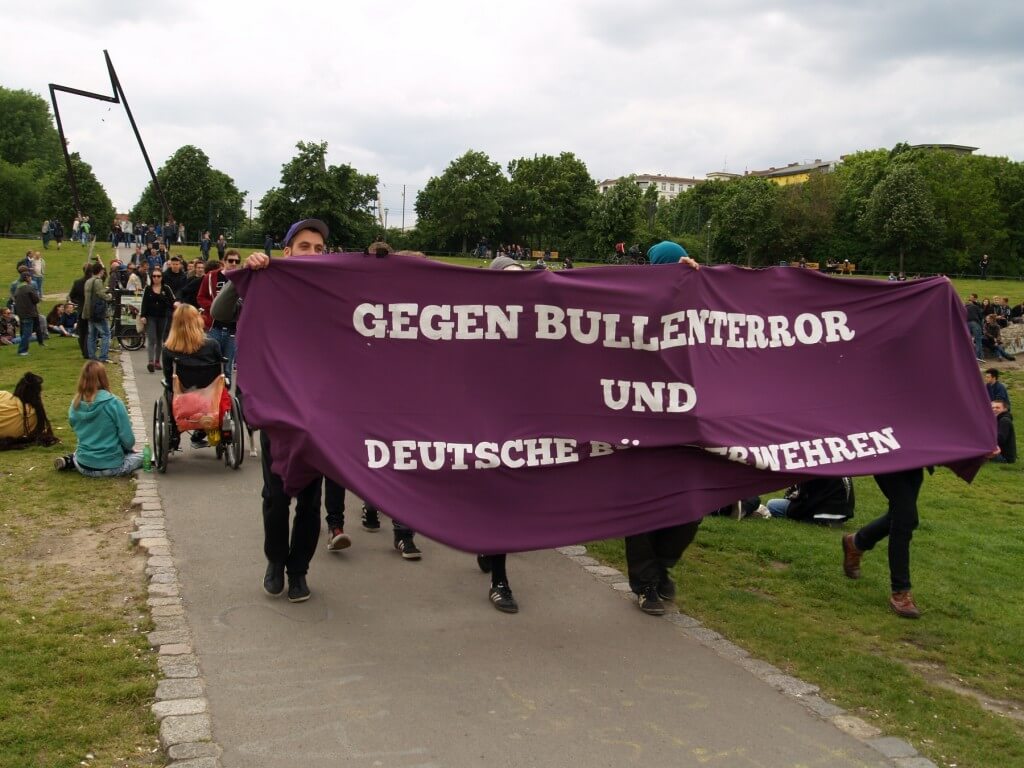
left=705, top=220, right=713, bottom=265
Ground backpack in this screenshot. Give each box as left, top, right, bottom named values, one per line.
left=88, top=279, right=107, bottom=319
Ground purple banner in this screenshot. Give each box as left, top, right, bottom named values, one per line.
left=230, top=256, right=994, bottom=554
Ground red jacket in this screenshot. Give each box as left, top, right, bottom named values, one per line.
left=195, top=269, right=221, bottom=330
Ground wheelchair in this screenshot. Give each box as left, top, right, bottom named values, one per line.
left=152, top=360, right=245, bottom=473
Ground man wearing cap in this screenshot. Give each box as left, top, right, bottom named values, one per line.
left=211, top=219, right=329, bottom=603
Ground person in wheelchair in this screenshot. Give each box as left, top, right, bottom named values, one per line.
left=162, top=304, right=224, bottom=450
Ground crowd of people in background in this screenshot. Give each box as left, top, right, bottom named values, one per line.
left=964, top=292, right=1022, bottom=363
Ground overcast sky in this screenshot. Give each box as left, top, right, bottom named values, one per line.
left=2, top=0, right=1022, bottom=223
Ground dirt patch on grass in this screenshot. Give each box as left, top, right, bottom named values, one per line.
left=906, top=660, right=1024, bottom=723
left=16, top=508, right=145, bottom=611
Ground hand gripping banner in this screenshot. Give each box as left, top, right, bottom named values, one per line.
left=229, top=256, right=994, bottom=554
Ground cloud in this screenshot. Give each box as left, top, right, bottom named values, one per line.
left=0, top=0, right=1020, bottom=222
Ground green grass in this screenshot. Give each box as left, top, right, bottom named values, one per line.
left=0, top=338, right=160, bottom=768
left=589, top=374, right=1023, bottom=768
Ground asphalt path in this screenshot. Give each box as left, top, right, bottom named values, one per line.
left=130, top=348, right=891, bottom=768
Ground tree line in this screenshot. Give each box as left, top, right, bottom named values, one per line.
left=2, top=86, right=1021, bottom=275
left=414, top=144, right=1024, bottom=276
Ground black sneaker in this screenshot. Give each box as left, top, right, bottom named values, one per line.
left=476, top=555, right=492, bottom=573
left=657, top=574, right=677, bottom=602
left=190, top=435, right=209, bottom=448
left=361, top=506, right=380, bottom=532
left=637, top=585, right=666, bottom=615
left=263, top=562, right=285, bottom=596
left=327, top=527, right=352, bottom=552
left=394, top=537, right=422, bottom=560
left=287, top=574, right=311, bottom=603
left=489, top=582, right=519, bottom=613
left=53, top=455, right=74, bottom=471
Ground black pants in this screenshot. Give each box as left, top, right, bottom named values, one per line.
left=626, top=520, right=701, bottom=592
left=854, top=468, right=923, bottom=593
left=324, top=477, right=346, bottom=530
left=361, top=502, right=414, bottom=537
left=77, top=318, right=90, bottom=359
left=261, top=432, right=322, bottom=576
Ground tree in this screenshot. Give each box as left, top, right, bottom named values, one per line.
left=505, top=152, right=597, bottom=250
left=131, top=145, right=245, bottom=239
left=994, top=159, right=1024, bottom=277
left=38, top=152, right=115, bottom=234
left=657, top=179, right=726, bottom=236
left=773, top=172, right=841, bottom=262
left=586, top=176, right=644, bottom=255
left=257, top=141, right=378, bottom=247
left=831, top=148, right=891, bottom=263
left=899, top=149, right=1004, bottom=273
left=862, top=164, right=939, bottom=274
left=714, top=176, right=779, bottom=266
left=415, top=150, right=508, bottom=253
left=0, top=87, right=62, bottom=171
left=0, top=160, right=38, bottom=234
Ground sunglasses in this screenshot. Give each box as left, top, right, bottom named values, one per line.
left=226, top=259, right=240, bottom=264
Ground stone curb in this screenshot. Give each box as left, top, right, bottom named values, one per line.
left=119, top=352, right=223, bottom=768
left=554, top=544, right=935, bottom=768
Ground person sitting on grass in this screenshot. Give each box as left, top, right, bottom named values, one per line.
left=0, top=372, right=57, bottom=450
left=45, top=304, right=73, bottom=337
left=991, top=399, right=1016, bottom=464
left=60, top=302, right=79, bottom=335
left=53, top=361, right=142, bottom=477
left=0, top=307, right=17, bottom=345
left=767, top=477, right=856, bottom=523
left=985, top=368, right=1010, bottom=411
left=983, top=314, right=1016, bottom=361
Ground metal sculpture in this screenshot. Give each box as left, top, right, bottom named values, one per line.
left=48, top=50, right=170, bottom=221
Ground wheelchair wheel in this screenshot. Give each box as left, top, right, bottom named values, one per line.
left=116, top=325, right=145, bottom=351
left=223, top=396, right=245, bottom=470
left=152, top=398, right=170, bottom=473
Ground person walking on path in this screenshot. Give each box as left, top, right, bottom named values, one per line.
left=54, top=361, right=143, bottom=477
left=842, top=468, right=927, bottom=618
left=624, top=241, right=703, bottom=616
left=139, top=267, right=177, bottom=373
left=212, top=219, right=331, bottom=604
left=13, top=271, right=44, bottom=357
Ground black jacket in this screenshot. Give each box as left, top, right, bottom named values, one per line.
left=162, top=338, right=223, bottom=391
left=784, top=477, right=855, bottom=521
left=997, top=412, right=1016, bottom=463
left=140, top=285, right=177, bottom=319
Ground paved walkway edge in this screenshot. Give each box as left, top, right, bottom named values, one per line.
left=120, top=351, right=224, bottom=768
left=118, top=349, right=932, bottom=768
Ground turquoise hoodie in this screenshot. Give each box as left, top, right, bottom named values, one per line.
left=68, top=390, right=136, bottom=470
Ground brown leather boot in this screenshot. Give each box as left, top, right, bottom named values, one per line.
left=841, top=533, right=862, bottom=579
left=890, top=590, right=921, bottom=619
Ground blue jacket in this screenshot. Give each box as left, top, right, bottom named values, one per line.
left=988, top=381, right=1011, bottom=410
left=68, top=390, right=136, bottom=470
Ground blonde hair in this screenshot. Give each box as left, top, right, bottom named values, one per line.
left=73, top=360, right=110, bottom=409
left=164, top=304, right=207, bottom=355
